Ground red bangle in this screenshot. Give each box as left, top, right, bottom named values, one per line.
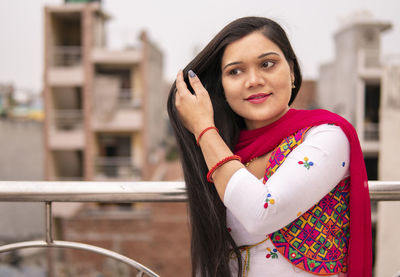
left=207, top=155, right=242, bottom=183
left=196, top=126, right=219, bottom=146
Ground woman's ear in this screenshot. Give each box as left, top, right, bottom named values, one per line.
left=289, top=60, right=294, bottom=74
left=289, top=61, right=295, bottom=85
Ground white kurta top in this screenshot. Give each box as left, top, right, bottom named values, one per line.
left=224, top=124, right=350, bottom=277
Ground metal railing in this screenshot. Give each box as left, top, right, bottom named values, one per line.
left=0, top=180, right=398, bottom=276
left=118, top=89, right=142, bottom=109
left=96, top=157, right=141, bottom=179
left=364, top=122, right=380, bottom=141
left=52, top=46, right=82, bottom=67
left=52, top=109, right=83, bottom=130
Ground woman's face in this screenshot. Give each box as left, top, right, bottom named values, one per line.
left=221, top=31, right=294, bottom=130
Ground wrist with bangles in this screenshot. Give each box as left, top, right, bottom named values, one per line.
left=207, top=155, right=242, bottom=183
left=196, top=126, right=219, bottom=146
left=196, top=126, right=242, bottom=183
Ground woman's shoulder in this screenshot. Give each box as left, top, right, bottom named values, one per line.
left=303, top=123, right=350, bottom=146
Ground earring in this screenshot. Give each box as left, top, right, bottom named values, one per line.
left=291, top=80, right=295, bottom=89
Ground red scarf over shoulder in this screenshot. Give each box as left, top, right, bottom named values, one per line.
left=234, top=108, right=372, bottom=277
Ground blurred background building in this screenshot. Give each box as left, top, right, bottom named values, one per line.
left=272, top=11, right=400, bottom=276
left=41, top=1, right=189, bottom=276
left=316, top=11, right=400, bottom=277
left=1, top=0, right=190, bottom=276
left=43, top=2, right=165, bottom=182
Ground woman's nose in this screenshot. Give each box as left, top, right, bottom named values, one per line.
left=245, top=69, right=265, bottom=88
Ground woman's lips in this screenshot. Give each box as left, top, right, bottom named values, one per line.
left=245, top=93, right=271, bottom=104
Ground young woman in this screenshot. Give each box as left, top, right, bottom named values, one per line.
left=167, top=17, right=372, bottom=277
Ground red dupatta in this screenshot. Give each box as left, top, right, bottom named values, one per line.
left=234, top=108, right=372, bottom=277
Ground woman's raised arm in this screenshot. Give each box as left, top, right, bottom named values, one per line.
left=175, top=70, right=245, bottom=199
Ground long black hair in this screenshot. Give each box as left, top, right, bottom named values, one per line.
left=167, top=16, right=302, bottom=277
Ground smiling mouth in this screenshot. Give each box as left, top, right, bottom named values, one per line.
left=245, top=93, right=272, bottom=103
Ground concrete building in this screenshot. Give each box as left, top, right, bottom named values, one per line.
left=318, top=11, right=391, bottom=166
left=43, top=2, right=166, bottom=183
left=41, top=2, right=191, bottom=276
left=317, top=11, right=400, bottom=276
left=375, top=64, right=400, bottom=277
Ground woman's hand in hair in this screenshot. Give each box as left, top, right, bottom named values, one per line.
left=175, top=70, right=215, bottom=138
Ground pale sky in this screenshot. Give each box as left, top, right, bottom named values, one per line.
left=0, top=0, right=399, bottom=94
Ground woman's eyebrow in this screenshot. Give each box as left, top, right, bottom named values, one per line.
left=257, top=51, right=280, bottom=59
left=223, top=61, right=242, bottom=70
left=223, top=52, right=280, bottom=70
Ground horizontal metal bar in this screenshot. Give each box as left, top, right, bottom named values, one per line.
left=368, top=181, right=400, bottom=201
left=0, top=181, right=186, bottom=202
left=0, top=181, right=398, bottom=202
left=0, top=240, right=159, bottom=277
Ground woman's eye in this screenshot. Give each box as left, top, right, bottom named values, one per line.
left=262, top=61, right=275, bottom=68
left=229, top=68, right=241, bottom=75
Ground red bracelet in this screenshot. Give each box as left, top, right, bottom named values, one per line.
left=196, top=126, right=219, bottom=146
left=207, top=155, right=242, bottom=183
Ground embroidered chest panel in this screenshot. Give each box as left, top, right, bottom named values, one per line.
left=264, top=127, right=350, bottom=275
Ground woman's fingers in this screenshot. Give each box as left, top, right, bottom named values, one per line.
left=176, top=69, right=207, bottom=97
left=174, top=69, right=214, bottom=135
left=187, top=70, right=208, bottom=96
left=175, top=70, right=189, bottom=96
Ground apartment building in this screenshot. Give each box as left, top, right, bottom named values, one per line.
left=43, top=1, right=165, bottom=183
left=317, top=12, right=391, bottom=180
left=40, top=2, right=192, bottom=276
left=317, top=12, right=400, bottom=276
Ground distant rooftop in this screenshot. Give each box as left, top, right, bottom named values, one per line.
left=337, top=10, right=392, bottom=33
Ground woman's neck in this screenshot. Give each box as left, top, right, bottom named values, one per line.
left=245, top=106, right=290, bottom=130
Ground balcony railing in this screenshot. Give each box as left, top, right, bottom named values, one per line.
left=52, top=46, right=82, bottom=67
left=96, top=157, right=141, bottom=180
left=0, top=180, right=398, bottom=276
left=364, top=122, right=379, bottom=141
left=52, top=109, right=83, bottom=130
left=118, top=89, right=142, bottom=109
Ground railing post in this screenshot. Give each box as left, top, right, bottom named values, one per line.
left=45, top=202, right=54, bottom=277
left=45, top=202, right=53, bottom=244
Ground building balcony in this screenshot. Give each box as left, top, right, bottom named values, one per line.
left=48, top=46, right=84, bottom=86
left=95, top=157, right=141, bottom=181
left=118, top=89, right=142, bottom=109
left=92, top=48, right=141, bottom=65
left=358, top=49, right=382, bottom=81
left=52, top=109, right=83, bottom=130
left=361, top=122, right=380, bottom=153
left=48, top=109, right=84, bottom=149
left=52, top=46, right=82, bottom=67
left=92, top=108, right=143, bottom=131
left=364, top=122, right=379, bottom=141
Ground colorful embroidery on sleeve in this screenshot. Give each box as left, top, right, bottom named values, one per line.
left=298, top=157, right=314, bottom=169
left=263, top=193, right=275, bottom=209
